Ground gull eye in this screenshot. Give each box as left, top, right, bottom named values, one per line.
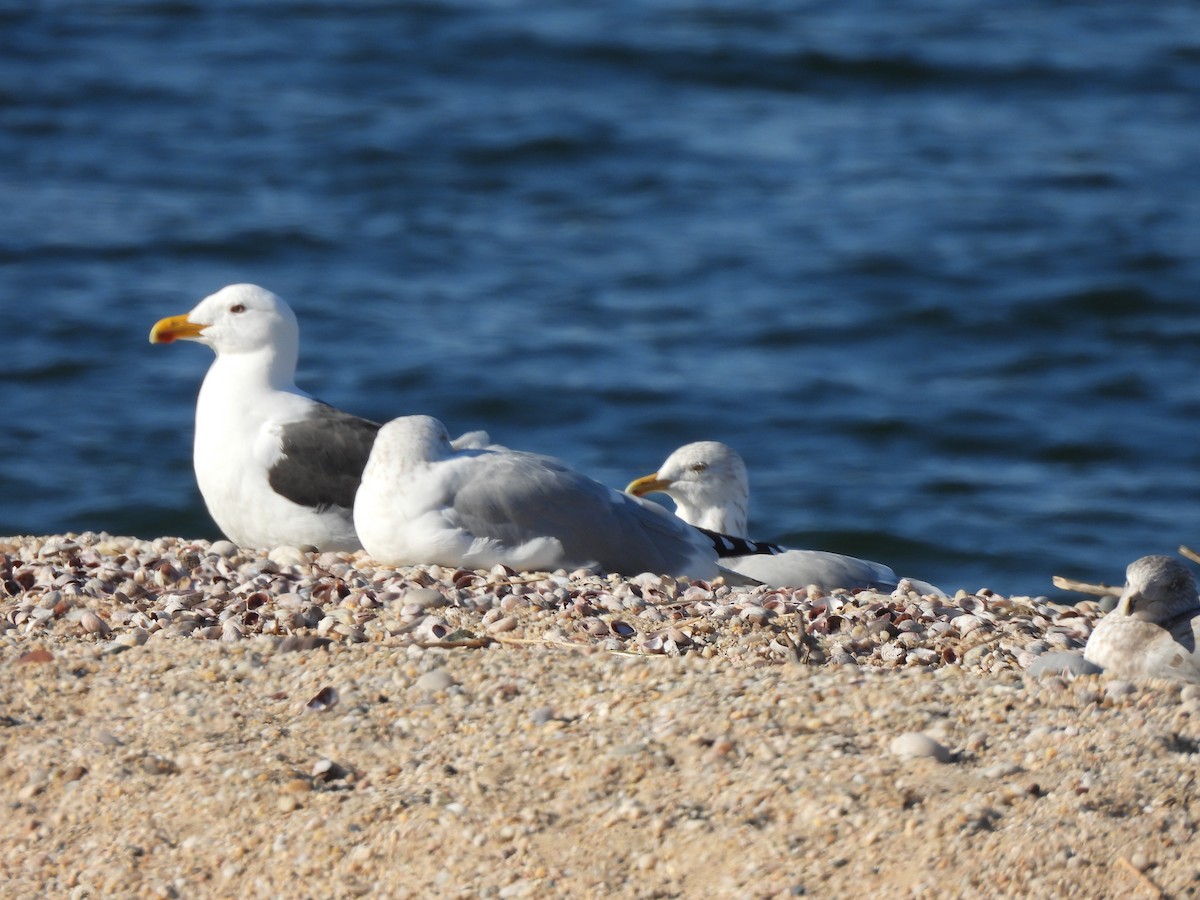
left=230, top=304, right=246, bottom=314
left=689, top=462, right=708, bottom=473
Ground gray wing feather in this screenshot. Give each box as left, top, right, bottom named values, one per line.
left=726, top=549, right=898, bottom=591
left=447, top=450, right=714, bottom=577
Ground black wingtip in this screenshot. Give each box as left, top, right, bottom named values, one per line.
left=697, top=527, right=784, bottom=558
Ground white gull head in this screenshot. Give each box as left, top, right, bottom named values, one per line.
left=151, top=284, right=300, bottom=388
left=625, top=440, right=750, bottom=536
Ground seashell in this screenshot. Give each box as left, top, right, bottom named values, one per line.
left=740, top=606, right=774, bottom=626
left=305, top=686, right=339, bottom=712
left=414, top=617, right=451, bottom=642
left=79, top=609, right=111, bottom=636
left=312, top=758, right=349, bottom=783
left=610, top=620, right=636, bottom=639
left=878, top=643, right=906, bottom=663
left=453, top=571, right=481, bottom=589
left=665, top=627, right=690, bottom=646
left=963, top=615, right=992, bottom=636
left=335, top=624, right=366, bottom=642
left=641, top=633, right=665, bottom=654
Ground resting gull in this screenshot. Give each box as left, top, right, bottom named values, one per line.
left=354, top=416, right=726, bottom=578
left=626, top=441, right=916, bottom=592
left=1083, top=555, right=1200, bottom=683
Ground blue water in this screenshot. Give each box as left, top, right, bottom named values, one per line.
left=3, top=1, right=1199, bottom=596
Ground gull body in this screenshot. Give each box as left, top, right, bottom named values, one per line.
left=149, top=284, right=381, bottom=551
left=627, top=441, right=907, bottom=592
left=150, top=284, right=491, bottom=550
left=1084, top=555, right=1200, bottom=683
left=355, top=416, right=721, bottom=578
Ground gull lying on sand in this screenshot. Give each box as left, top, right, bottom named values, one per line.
left=1083, top=555, right=1200, bottom=683
left=355, top=416, right=737, bottom=578
left=626, top=441, right=938, bottom=593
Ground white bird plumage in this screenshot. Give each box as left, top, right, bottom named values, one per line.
left=626, top=441, right=925, bottom=592
left=151, top=284, right=377, bottom=550
left=1083, top=555, right=1200, bottom=683
left=150, top=284, right=496, bottom=551
left=354, top=416, right=721, bottom=578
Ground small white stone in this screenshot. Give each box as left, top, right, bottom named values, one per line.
left=415, top=668, right=456, bottom=693
left=486, top=615, right=518, bottom=634
left=1105, top=680, right=1136, bottom=698
left=889, top=732, right=952, bottom=763
left=268, top=545, right=307, bottom=567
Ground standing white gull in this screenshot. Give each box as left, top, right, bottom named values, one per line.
left=1083, top=555, right=1200, bottom=683
left=149, top=284, right=382, bottom=550
left=626, top=441, right=923, bottom=592
left=354, top=416, right=722, bottom=578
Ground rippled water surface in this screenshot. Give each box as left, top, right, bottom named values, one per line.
left=3, top=1, right=1199, bottom=595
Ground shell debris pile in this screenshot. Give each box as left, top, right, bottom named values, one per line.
left=1, top=533, right=1101, bottom=673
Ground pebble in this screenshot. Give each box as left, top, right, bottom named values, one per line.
left=415, top=668, right=456, bottom=693
left=1026, top=651, right=1102, bottom=678
left=1104, top=680, right=1136, bottom=699
left=486, top=615, right=519, bottom=634
left=889, top=732, right=952, bottom=763
left=403, top=588, right=449, bottom=611
left=268, top=546, right=308, bottom=568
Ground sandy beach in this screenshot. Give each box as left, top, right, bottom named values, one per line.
left=2, top=533, right=1197, bottom=898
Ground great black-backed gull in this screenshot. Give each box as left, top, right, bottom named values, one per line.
left=1084, top=555, right=1200, bottom=683
left=354, top=416, right=724, bottom=578
left=148, top=283, right=463, bottom=549
left=626, top=441, right=918, bottom=592
left=149, top=284, right=384, bottom=551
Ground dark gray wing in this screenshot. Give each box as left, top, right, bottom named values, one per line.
left=268, top=403, right=381, bottom=511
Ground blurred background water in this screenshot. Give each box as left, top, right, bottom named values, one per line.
left=2, top=0, right=1198, bottom=596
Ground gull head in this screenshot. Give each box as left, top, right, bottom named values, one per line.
left=626, top=441, right=750, bottom=536
left=370, top=415, right=455, bottom=472
left=149, top=284, right=300, bottom=359
left=1116, top=555, right=1199, bottom=623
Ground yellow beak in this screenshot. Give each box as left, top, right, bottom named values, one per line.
left=625, top=472, right=672, bottom=497
left=149, top=314, right=206, bottom=345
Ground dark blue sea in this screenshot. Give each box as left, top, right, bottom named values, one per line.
left=3, top=1, right=1199, bottom=597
